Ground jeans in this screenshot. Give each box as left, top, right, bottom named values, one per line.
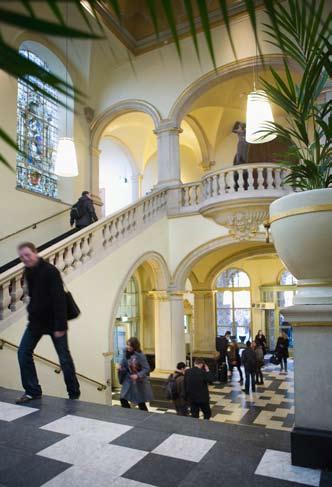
left=190, top=402, right=211, bottom=420
left=244, top=370, right=256, bottom=393
left=18, top=327, right=80, bottom=398
left=255, top=367, right=263, bottom=384
left=280, top=357, right=288, bottom=371
left=120, top=398, right=148, bottom=411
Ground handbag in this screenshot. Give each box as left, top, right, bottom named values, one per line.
left=270, top=353, right=281, bottom=365
left=65, top=289, right=81, bottom=320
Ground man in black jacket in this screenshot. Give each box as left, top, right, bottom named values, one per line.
left=16, top=242, right=80, bottom=404
left=184, top=358, right=212, bottom=420
left=242, top=341, right=257, bottom=394
left=70, top=191, right=98, bottom=230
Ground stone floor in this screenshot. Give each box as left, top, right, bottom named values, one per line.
left=1, top=377, right=331, bottom=486
left=113, top=360, right=295, bottom=432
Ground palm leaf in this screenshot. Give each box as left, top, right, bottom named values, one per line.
left=197, top=0, right=216, bottom=69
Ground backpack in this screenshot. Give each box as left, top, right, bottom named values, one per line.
left=165, top=374, right=178, bottom=400
left=70, top=203, right=81, bottom=222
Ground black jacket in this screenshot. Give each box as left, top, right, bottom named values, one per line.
left=71, top=195, right=98, bottom=228
left=216, top=335, right=229, bottom=362
left=25, top=258, right=67, bottom=335
left=242, top=348, right=257, bottom=372
left=184, top=367, right=210, bottom=404
left=276, top=337, right=289, bottom=358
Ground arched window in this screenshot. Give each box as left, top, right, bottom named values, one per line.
left=280, top=270, right=297, bottom=286
left=16, top=49, right=58, bottom=198
left=215, top=268, right=251, bottom=340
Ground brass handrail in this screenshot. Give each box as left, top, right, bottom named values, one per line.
left=0, top=338, right=107, bottom=391
left=0, top=208, right=71, bottom=243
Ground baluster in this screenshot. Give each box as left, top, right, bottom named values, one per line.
left=266, top=167, right=274, bottom=189
left=205, top=177, right=212, bottom=198
left=219, top=173, right=226, bottom=194
left=64, top=246, right=74, bottom=274
left=197, top=184, right=202, bottom=203
left=212, top=175, right=219, bottom=196
left=247, top=167, right=255, bottom=190
left=118, top=216, right=124, bottom=237
left=10, top=275, right=24, bottom=312
left=55, top=250, right=66, bottom=274
left=81, top=237, right=90, bottom=263
left=0, top=281, right=11, bottom=319
left=274, top=168, right=282, bottom=189
left=22, top=276, right=29, bottom=304
left=88, top=232, right=94, bottom=256
left=191, top=186, right=198, bottom=205
left=131, top=208, right=137, bottom=231
left=257, top=167, right=265, bottom=189
left=225, top=171, right=234, bottom=193
left=73, top=240, right=83, bottom=267
left=237, top=169, right=244, bottom=192
left=183, top=187, right=190, bottom=206
left=102, top=225, right=108, bottom=248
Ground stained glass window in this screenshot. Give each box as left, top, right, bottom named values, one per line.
left=16, top=49, right=58, bottom=198
left=216, top=268, right=251, bottom=339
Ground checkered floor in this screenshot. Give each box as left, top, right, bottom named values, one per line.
left=113, top=360, right=295, bottom=431
left=1, top=384, right=331, bottom=487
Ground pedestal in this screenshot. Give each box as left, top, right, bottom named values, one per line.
left=282, top=304, right=332, bottom=469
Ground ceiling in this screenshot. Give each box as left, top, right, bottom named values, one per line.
left=93, top=0, right=262, bottom=54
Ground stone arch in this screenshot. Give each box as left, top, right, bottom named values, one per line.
left=172, top=234, right=270, bottom=291
left=184, top=115, right=213, bottom=171
left=108, top=251, right=170, bottom=352
left=100, top=135, right=140, bottom=176
left=168, top=54, right=287, bottom=126
left=91, top=99, right=162, bottom=150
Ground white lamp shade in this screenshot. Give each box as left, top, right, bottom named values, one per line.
left=246, top=90, right=277, bottom=144
left=54, top=137, right=78, bottom=177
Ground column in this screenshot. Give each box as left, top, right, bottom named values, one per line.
left=283, top=304, right=332, bottom=469
left=154, top=120, right=182, bottom=187
left=152, top=291, right=186, bottom=375
left=90, top=145, right=103, bottom=218
left=192, top=290, right=216, bottom=356
left=131, top=173, right=142, bottom=201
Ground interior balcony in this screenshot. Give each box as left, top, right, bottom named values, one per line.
left=180, top=162, right=291, bottom=239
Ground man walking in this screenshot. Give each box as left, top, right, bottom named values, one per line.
left=184, top=358, right=212, bottom=420
left=16, top=242, right=80, bottom=404
left=70, top=191, right=98, bottom=230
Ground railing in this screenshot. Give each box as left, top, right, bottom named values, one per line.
left=0, top=338, right=107, bottom=391
left=181, top=163, right=289, bottom=209
left=0, top=188, right=168, bottom=321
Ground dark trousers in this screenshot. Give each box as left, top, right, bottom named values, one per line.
left=229, top=364, right=243, bottom=381
left=280, top=357, right=288, bottom=371
left=175, top=403, right=188, bottom=416
left=18, top=327, right=80, bottom=398
left=190, top=402, right=211, bottom=420
left=244, top=370, right=256, bottom=393
left=120, top=398, right=148, bottom=411
left=255, top=366, right=263, bottom=384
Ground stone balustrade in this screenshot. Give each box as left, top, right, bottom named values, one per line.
left=0, top=163, right=290, bottom=322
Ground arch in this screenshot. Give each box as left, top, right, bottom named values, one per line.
left=168, top=54, right=288, bottom=125
left=215, top=267, right=251, bottom=288
left=278, top=269, right=297, bottom=286
left=184, top=115, right=213, bottom=171
left=108, top=251, right=171, bottom=352
left=172, top=234, right=272, bottom=290
left=91, top=99, right=162, bottom=150
left=100, top=134, right=140, bottom=176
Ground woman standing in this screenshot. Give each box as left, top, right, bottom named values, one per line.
left=119, top=337, right=153, bottom=411
left=275, top=331, right=289, bottom=373
left=228, top=339, right=243, bottom=384
left=255, top=330, right=267, bottom=355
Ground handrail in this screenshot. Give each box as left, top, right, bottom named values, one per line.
left=0, top=208, right=71, bottom=243
left=0, top=338, right=107, bottom=391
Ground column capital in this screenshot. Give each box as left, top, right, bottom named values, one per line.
left=154, top=119, right=183, bottom=136
left=281, top=304, right=332, bottom=326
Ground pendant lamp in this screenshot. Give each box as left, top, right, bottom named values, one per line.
left=246, top=90, right=277, bottom=144
left=54, top=2, right=78, bottom=177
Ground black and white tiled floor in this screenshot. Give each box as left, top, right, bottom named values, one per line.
left=1, top=383, right=332, bottom=487
left=113, top=360, right=295, bottom=431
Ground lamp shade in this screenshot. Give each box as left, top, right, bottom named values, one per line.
left=54, top=137, right=78, bottom=177
left=246, top=90, right=277, bottom=144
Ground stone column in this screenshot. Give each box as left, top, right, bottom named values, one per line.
left=131, top=174, right=142, bottom=201
left=152, top=291, right=186, bottom=375
left=282, top=304, right=332, bottom=469
left=154, top=120, right=182, bottom=187
left=192, top=290, right=216, bottom=357
left=90, top=146, right=103, bottom=218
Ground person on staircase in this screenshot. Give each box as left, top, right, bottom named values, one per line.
left=16, top=242, right=80, bottom=404
left=70, top=191, right=98, bottom=230
left=119, top=337, right=153, bottom=411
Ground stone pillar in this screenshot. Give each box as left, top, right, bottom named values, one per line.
left=283, top=305, right=332, bottom=469
left=154, top=120, right=182, bottom=187
left=131, top=174, right=142, bottom=201
left=192, top=290, right=216, bottom=357
left=152, top=291, right=186, bottom=375
left=90, top=146, right=103, bottom=218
